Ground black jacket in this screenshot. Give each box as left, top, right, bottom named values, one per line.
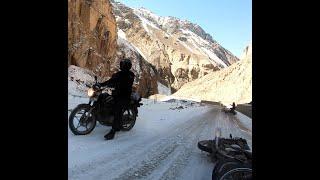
left=100, top=70, right=135, bottom=99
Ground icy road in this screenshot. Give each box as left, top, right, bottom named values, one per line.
left=68, top=97, right=252, bottom=180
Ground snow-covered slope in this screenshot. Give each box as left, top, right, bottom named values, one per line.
left=131, top=7, right=238, bottom=68
left=133, top=8, right=236, bottom=67
left=173, top=42, right=252, bottom=104
left=68, top=65, right=96, bottom=97
left=112, top=1, right=239, bottom=91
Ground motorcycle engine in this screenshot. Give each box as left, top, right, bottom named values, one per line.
left=97, top=111, right=114, bottom=125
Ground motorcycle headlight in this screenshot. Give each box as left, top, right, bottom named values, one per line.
left=87, top=88, right=95, bottom=97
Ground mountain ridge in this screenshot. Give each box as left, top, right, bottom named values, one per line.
left=112, top=1, right=239, bottom=92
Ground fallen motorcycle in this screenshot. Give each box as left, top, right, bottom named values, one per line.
left=198, top=128, right=252, bottom=180
left=221, top=107, right=237, bottom=115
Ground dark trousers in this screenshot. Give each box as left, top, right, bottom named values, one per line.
left=112, top=98, right=129, bottom=131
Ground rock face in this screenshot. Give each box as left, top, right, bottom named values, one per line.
left=173, top=42, right=252, bottom=104
left=68, top=0, right=159, bottom=97
left=111, top=1, right=239, bottom=92
left=68, top=65, right=96, bottom=96
left=68, top=0, right=240, bottom=98
left=68, top=0, right=117, bottom=77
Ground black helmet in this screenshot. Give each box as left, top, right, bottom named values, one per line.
left=120, top=59, right=132, bottom=71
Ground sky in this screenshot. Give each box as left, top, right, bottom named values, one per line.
left=115, top=0, right=252, bottom=58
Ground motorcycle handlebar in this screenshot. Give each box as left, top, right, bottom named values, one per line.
left=84, top=83, right=114, bottom=93
left=98, top=85, right=114, bottom=92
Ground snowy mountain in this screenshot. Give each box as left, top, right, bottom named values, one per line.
left=68, top=0, right=242, bottom=98
left=111, top=1, right=239, bottom=92
left=68, top=2, right=252, bottom=178
left=68, top=0, right=158, bottom=97
left=173, top=42, right=252, bottom=104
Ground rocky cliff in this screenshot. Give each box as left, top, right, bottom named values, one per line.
left=68, top=0, right=117, bottom=77
left=68, top=0, right=159, bottom=97
left=114, top=29, right=159, bottom=97
left=68, top=0, right=241, bottom=98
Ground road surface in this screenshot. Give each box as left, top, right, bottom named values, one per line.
left=68, top=98, right=252, bottom=180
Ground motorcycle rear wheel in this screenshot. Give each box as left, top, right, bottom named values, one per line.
left=212, top=161, right=252, bottom=180
left=121, top=108, right=136, bottom=131
left=69, top=104, right=96, bottom=135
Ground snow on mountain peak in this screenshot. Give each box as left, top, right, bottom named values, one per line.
left=137, top=7, right=155, bottom=15
left=112, top=1, right=239, bottom=91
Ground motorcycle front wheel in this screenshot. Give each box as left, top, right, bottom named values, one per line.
left=69, top=104, right=96, bottom=135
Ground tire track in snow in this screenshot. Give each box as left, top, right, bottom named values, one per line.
left=156, top=113, right=214, bottom=180
left=222, top=113, right=252, bottom=149
left=109, top=110, right=212, bottom=180
left=68, top=105, right=252, bottom=180
left=69, top=107, right=212, bottom=180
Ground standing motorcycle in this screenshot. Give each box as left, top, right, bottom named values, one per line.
left=69, top=76, right=143, bottom=135
left=198, top=128, right=252, bottom=180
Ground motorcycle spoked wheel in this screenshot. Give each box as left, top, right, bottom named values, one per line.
left=212, top=162, right=252, bottom=180
left=213, top=159, right=242, bottom=179
left=121, top=108, right=136, bottom=131
left=69, top=104, right=97, bottom=135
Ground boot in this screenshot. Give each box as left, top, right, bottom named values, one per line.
left=104, top=129, right=116, bottom=140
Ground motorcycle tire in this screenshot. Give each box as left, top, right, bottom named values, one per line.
left=69, top=104, right=96, bottom=135
left=121, top=108, right=136, bottom=131
left=212, top=161, right=252, bottom=180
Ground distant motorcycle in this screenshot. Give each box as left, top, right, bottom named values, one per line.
left=69, top=76, right=143, bottom=135
left=198, top=129, right=252, bottom=180
left=222, top=108, right=237, bottom=115
left=221, top=105, right=237, bottom=115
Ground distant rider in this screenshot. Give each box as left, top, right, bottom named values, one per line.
left=230, top=102, right=236, bottom=113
